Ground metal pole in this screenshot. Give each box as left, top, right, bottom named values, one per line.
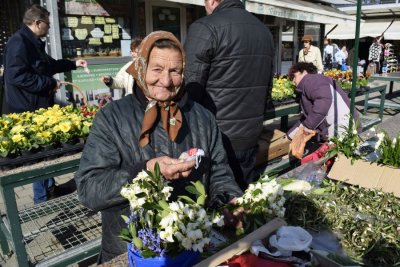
left=349, top=0, right=362, bottom=130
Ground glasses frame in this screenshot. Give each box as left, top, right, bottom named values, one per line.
left=38, top=19, right=50, bottom=26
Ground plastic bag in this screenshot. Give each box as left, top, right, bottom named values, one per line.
left=289, top=127, right=316, bottom=159
left=178, top=148, right=205, bottom=169
left=269, top=226, right=313, bottom=256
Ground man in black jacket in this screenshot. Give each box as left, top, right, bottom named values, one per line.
left=4, top=4, right=87, bottom=203
left=184, top=0, right=274, bottom=189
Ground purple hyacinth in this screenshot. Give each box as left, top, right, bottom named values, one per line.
left=125, top=212, right=139, bottom=224
left=137, top=228, right=165, bottom=255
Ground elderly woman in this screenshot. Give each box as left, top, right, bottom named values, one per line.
left=74, top=31, right=242, bottom=263
left=287, top=62, right=357, bottom=142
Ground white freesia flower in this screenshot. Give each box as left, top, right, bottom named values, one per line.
left=169, top=202, right=180, bottom=212
left=192, top=243, right=204, bottom=253
left=197, top=208, right=207, bottom=221
left=175, top=231, right=184, bottom=241
left=377, top=132, right=385, bottom=141
left=213, top=215, right=225, bottom=227
left=375, top=141, right=381, bottom=150
left=181, top=238, right=192, bottom=250
left=121, top=167, right=223, bottom=255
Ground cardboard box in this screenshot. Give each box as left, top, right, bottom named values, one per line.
left=328, top=156, right=400, bottom=197
left=312, top=250, right=360, bottom=267
left=193, top=218, right=286, bottom=267
left=256, top=129, right=290, bottom=166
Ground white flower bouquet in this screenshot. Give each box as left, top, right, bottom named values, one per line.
left=234, top=174, right=286, bottom=234
left=120, top=163, right=224, bottom=261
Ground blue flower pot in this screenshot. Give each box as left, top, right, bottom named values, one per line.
left=128, top=243, right=200, bottom=267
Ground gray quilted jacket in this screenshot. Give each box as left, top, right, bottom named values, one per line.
left=74, top=87, right=242, bottom=262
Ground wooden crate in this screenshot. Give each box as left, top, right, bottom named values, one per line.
left=256, top=128, right=290, bottom=166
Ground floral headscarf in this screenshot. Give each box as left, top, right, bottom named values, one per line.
left=126, top=31, right=186, bottom=147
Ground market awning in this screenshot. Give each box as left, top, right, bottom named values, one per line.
left=165, top=0, right=357, bottom=24
left=325, top=19, right=400, bottom=40
left=245, top=0, right=357, bottom=24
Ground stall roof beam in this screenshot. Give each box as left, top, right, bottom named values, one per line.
left=165, top=0, right=357, bottom=24
left=243, top=0, right=357, bottom=24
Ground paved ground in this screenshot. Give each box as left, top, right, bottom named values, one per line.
left=0, top=80, right=399, bottom=266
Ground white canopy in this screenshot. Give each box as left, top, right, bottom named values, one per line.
left=325, top=19, right=400, bottom=40
left=166, top=0, right=357, bottom=24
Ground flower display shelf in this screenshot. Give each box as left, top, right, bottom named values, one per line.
left=0, top=142, right=84, bottom=170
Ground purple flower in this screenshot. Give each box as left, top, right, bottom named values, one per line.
left=125, top=212, right=139, bottom=224
left=137, top=228, right=165, bottom=255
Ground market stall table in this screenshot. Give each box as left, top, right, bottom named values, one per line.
left=369, top=72, right=400, bottom=95
left=264, top=102, right=300, bottom=131
left=0, top=153, right=101, bottom=267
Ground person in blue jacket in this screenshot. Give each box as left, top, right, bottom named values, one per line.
left=3, top=4, right=88, bottom=204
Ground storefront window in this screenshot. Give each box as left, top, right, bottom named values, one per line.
left=304, top=23, right=321, bottom=48
left=58, top=0, right=133, bottom=59
left=281, top=20, right=295, bottom=74
left=151, top=6, right=181, bottom=40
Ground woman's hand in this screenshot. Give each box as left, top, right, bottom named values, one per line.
left=146, top=156, right=196, bottom=180
left=75, top=59, right=88, bottom=68
left=223, top=198, right=244, bottom=230
left=101, top=76, right=111, bottom=84
left=303, top=126, right=316, bottom=135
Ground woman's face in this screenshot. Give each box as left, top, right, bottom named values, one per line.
left=292, top=70, right=308, bottom=86
left=145, top=47, right=183, bottom=101
left=303, top=40, right=311, bottom=49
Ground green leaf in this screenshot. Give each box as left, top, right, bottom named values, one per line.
left=154, top=162, right=161, bottom=179
left=119, top=228, right=131, bottom=241
left=141, top=249, right=157, bottom=258
left=185, top=185, right=199, bottom=196
left=312, top=188, right=326, bottom=195
left=193, top=180, right=206, bottom=196
left=118, top=234, right=132, bottom=243
left=161, top=209, right=170, bottom=218
left=145, top=169, right=154, bottom=179
left=128, top=222, right=137, bottom=238
left=158, top=199, right=169, bottom=210
left=178, top=195, right=196, bottom=204
left=135, top=192, right=147, bottom=199
left=121, top=215, right=129, bottom=223
left=142, top=202, right=155, bottom=210
left=197, top=195, right=205, bottom=206
left=133, top=237, right=143, bottom=249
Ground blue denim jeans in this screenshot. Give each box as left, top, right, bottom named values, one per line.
left=33, top=178, right=55, bottom=204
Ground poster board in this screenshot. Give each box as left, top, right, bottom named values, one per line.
left=65, top=63, right=125, bottom=106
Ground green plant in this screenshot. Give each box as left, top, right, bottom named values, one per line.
left=374, top=130, right=400, bottom=168
left=271, top=76, right=296, bottom=101
left=328, top=116, right=364, bottom=163
left=120, top=163, right=224, bottom=258
left=284, top=179, right=400, bottom=266
left=234, top=174, right=285, bottom=234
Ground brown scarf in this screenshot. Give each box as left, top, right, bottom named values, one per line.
left=126, top=31, right=186, bottom=147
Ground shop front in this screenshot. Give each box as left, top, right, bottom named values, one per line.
left=40, top=0, right=356, bottom=103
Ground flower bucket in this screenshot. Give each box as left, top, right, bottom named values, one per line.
left=127, top=243, right=200, bottom=267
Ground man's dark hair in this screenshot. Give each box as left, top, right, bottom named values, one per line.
left=288, top=62, right=318, bottom=80
left=23, top=4, right=50, bottom=25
